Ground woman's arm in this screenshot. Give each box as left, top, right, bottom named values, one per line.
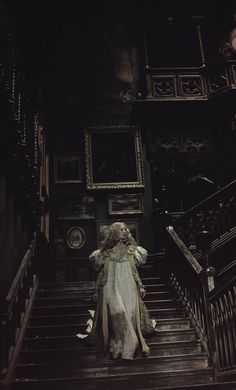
left=134, top=246, right=148, bottom=266
left=89, top=249, right=105, bottom=301
left=89, top=249, right=105, bottom=271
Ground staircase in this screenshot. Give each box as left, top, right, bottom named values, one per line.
left=12, top=260, right=216, bottom=390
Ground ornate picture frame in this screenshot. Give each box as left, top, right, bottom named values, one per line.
left=108, top=193, right=143, bottom=215
left=85, top=126, right=145, bottom=189
left=96, top=219, right=139, bottom=247
left=54, top=155, right=82, bottom=183
left=66, top=226, right=85, bottom=249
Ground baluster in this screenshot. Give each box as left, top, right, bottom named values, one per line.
left=223, top=293, right=234, bottom=367
left=214, top=300, right=224, bottom=369
left=211, top=303, right=220, bottom=370
left=219, top=296, right=230, bottom=369
left=0, top=309, right=9, bottom=374
left=228, top=290, right=236, bottom=366
left=198, top=230, right=217, bottom=368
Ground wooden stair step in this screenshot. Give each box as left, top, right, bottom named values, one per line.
left=13, top=367, right=215, bottom=390
left=16, top=353, right=209, bottom=379
left=26, top=315, right=190, bottom=337
left=22, top=332, right=200, bottom=352
left=151, top=307, right=186, bottom=318
left=152, top=382, right=236, bottom=390
left=32, top=303, right=96, bottom=315
left=29, top=308, right=187, bottom=328
left=19, top=340, right=203, bottom=364
left=38, top=281, right=95, bottom=290
left=26, top=327, right=196, bottom=341
left=31, top=301, right=182, bottom=316
left=151, top=329, right=197, bottom=343
left=25, top=324, right=195, bottom=342
left=33, top=291, right=175, bottom=306
left=156, top=318, right=191, bottom=330
left=142, top=277, right=168, bottom=284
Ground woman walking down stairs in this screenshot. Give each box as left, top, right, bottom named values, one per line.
left=10, top=257, right=225, bottom=390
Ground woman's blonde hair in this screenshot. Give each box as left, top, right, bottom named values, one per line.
left=100, top=222, right=136, bottom=250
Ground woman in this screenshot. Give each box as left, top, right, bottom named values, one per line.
left=77, top=222, right=156, bottom=360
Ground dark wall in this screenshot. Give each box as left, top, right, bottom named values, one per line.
left=7, top=1, right=236, bottom=260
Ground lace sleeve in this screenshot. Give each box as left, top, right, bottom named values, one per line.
left=89, top=249, right=104, bottom=272
left=134, top=246, right=148, bottom=266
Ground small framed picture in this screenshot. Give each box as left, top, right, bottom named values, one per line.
left=108, top=193, right=143, bottom=215
left=96, top=219, right=139, bottom=247
left=57, top=194, right=95, bottom=220
left=54, top=155, right=82, bottom=183
left=66, top=226, right=85, bottom=249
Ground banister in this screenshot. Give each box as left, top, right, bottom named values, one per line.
left=166, top=225, right=203, bottom=275
left=209, top=274, right=236, bottom=301
left=0, top=234, right=37, bottom=375
left=6, top=237, right=36, bottom=304
left=173, top=179, right=236, bottom=225
left=166, top=224, right=218, bottom=368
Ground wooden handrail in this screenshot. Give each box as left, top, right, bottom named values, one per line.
left=166, top=225, right=203, bottom=275
left=173, top=179, right=236, bottom=224
left=210, top=273, right=236, bottom=301
left=0, top=234, right=37, bottom=375
left=6, top=238, right=35, bottom=304
left=166, top=224, right=217, bottom=367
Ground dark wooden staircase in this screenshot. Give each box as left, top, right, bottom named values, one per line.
left=12, top=261, right=216, bottom=390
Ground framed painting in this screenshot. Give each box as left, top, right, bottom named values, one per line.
left=57, top=194, right=95, bottom=220
left=108, top=193, right=143, bottom=215
left=96, top=219, right=139, bottom=247
left=54, top=155, right=82, bottom=183
left=85, top=126, right=145, bottom=189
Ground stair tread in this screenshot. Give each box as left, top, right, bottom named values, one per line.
left=27, top=315, right=190, bottom=331
left=15, top=366, right=214, bottom=379
left=25, top=329, right=195, bottom=340
left=35, top=291, right=172, bottom=299
left=31, top=307, right=183, bottom=314
left=21, top=339, right=202, bottom=354
left=33, top=298, right=180, bottom=308
left=38, top=277, right=165, bottom=288
left=27, top=323, right=193, bottom=333
left=17, top=352, right=208, bottom=368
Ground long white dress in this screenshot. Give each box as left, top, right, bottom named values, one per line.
left=77, top=242, right=155, bottom=359
left=105, top=241, right=145, bottom=359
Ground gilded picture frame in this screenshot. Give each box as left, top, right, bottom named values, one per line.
left=108, top=193, right=143, bottom=215
left=85, top=126, right=145, bottom=189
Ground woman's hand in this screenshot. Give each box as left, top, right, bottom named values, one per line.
left=140, top=287, right=146, bottom=299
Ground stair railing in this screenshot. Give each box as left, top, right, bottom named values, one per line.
left=0, top=234, right=37, bottom=376
left=166, top=226, right=218, bottom=372
left=166, top=178, right=236, bottom=380
left=209, top=273, right=236, bottom=377
left=172, top=179, right=236, bottom=252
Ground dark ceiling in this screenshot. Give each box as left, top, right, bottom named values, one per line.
left=5, top=0, right=236, bottom=132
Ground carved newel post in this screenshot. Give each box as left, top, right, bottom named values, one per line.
left=197, top=230, right=217, bottom=370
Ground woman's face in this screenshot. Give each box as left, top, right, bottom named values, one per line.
left=118, top=223, right=128, bottom=241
